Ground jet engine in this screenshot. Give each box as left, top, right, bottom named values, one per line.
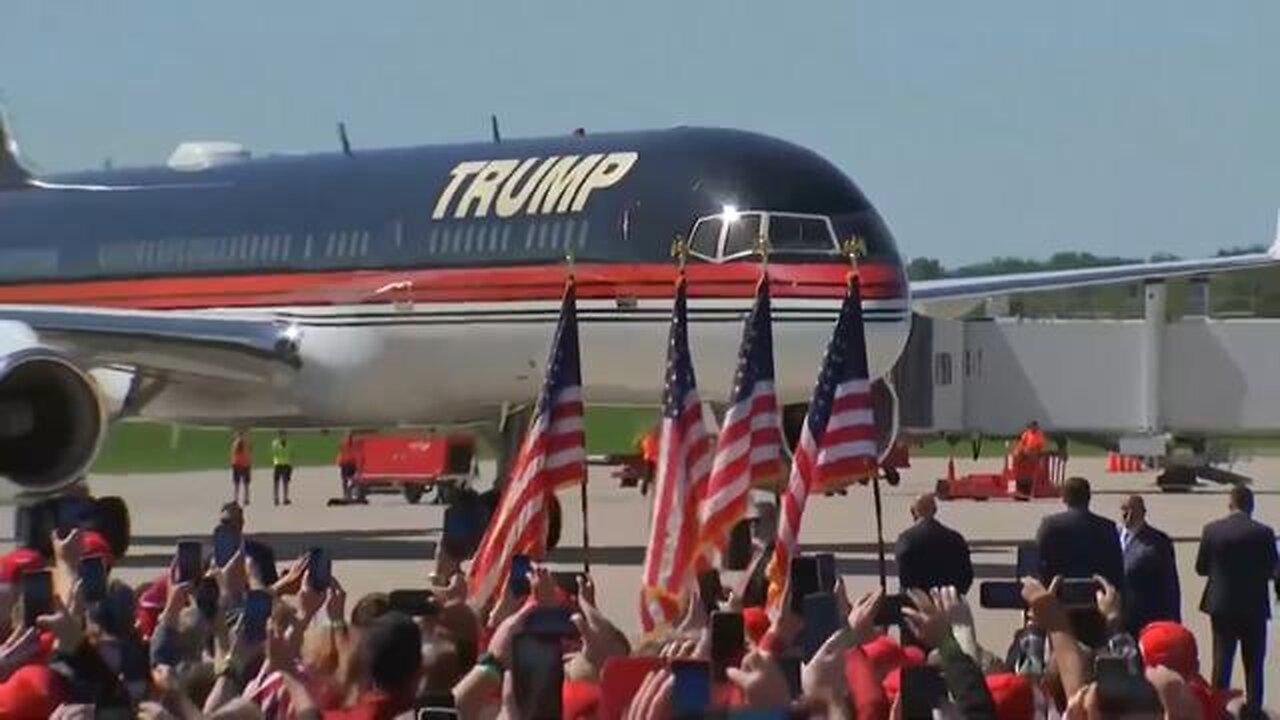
left=0, top=330, right=106, bottom=494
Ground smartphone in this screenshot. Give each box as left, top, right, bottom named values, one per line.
left=1094, top=654, right=1132, bottom=682
left=1015, top=543, right=1041, bottom=579
left=508, top=554, right=532, bottom=597
left=79, top=555, right=108, bottom=604
left=789, top=556, right=819, bottom=614
left=710, top=611, right=745, bottom=676
left=241, top=589, right=272, bottom=643
left=551, top=572, right=580, bottom=599
left=874, top=593, right=909, bottom=627
left=979, top=581, right=1026, bottom=610
left=415, top=692, right=459, bottom=720
left=21, top=570, right=54, bottom=627
left=1057, top=578, right=1101, bottom=608
left=778, top=655, right=802, bottom=700
left=524, top=606, right=578, bottom=638
left=512, top=633, right=563, bottom=720
left=697, top=570, right=723, bottom=614
left=388, top=589, right=439, bottom=617
left=801, top=592, right=841, bottom=661
left=213, top=525, right=239, bottom=567
left=306, top=547, right=331, bottom=592
left=724, top=520, right=753, bottom=571
left=57, top=497, right=94, bottom=535
left=442, top=502, right=484, bottom=560
left=900, top=666, right=947, bottom=719
left=174, top=541, right=203, bottom=584
left=670, top=660, right=712, bottom=719
left=195, top=576, right=221, bottom=621
left=814, top=553, right=837, bottom=592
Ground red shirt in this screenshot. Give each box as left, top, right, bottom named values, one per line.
left=232, top=438, right=250, bottom=467
left=0, top=664, right=67, bottom=720
left=337, top=439, right=359, bottom=466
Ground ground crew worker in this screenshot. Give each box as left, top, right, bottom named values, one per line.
left=337, top=432, right=360, bottom=500
left=231, top=431, right=252, bottom=506
left=271, top=430, right=293, bottom=506
left=1012, top=420, right=1047, bottom=496
left=639, top=426, right=660, bottom=496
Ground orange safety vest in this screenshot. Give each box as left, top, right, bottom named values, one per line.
left=1017, top=428, right=1046, bottom=455
left=640, top=430, right=660, bottom=464
left=231, top=438, right=250, bottom=468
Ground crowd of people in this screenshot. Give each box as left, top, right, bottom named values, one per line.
left=0, top=475, right=1274, bottom=719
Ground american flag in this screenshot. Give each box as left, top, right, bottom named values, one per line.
left=468, top=283, right=586, bottom=609
left=639, top=278, right=714, bottom=632
left=698, top=278, right=784, bottom=561
left=767, top=275, right=878, bottom=611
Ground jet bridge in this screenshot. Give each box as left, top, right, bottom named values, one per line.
left=895, top=280, right=1280, bottom=471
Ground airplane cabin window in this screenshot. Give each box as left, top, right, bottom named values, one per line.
left=689, top=218, right=722, bottom=259
left=722, top=214, right=761, bottom=259
left=768, top=215, right=836, bottom=252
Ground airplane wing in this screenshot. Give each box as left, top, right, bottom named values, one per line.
left=0, top=305, right=301, bottom=384
left=910, top=224, right=1280, bottom=317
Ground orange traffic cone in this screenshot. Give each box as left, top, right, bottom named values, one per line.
left=1106, top=452, right=1120, bottom=473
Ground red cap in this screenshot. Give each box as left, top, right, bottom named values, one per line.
left=985, top=673, right=1034, bottom=720
left=742, top=607, right=770, bottom=646
left=0, top=549, right=45, bottom=584
left=1139, top=621, right=1198, bottom=678
left=861, top=634, right=905, bottom=677
left=562, top=679, right=600, bottom=720
left=80, top=531, right=114, bottom=567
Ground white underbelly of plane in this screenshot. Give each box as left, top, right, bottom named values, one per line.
left=135, top=297, right=911, bottom=426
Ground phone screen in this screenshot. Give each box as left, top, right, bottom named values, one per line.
left=195, top=577, right=220, bottom=621
left=175, top=541, right=203, bottom=584
left=388, top=590, right=439, bottom=617
left=513, top=633, right=563, bottom=719
left=873, top=593, right=909, bottom=627
left=901, top=666, right=947, bottom=719
left=79, top=555, right=108, bottom=604
left=670, top=660, right=712, bottom=719
left=57, top=497, right=94, bottom=535
left=779, top=655, right=802, bottom=699
left=21, top=570, right=53, bottom=627
left=524, top=607, right=578, bottom=638
left=697, top=570, right=723, bottom=614
left=802, top=592, right=841, bottom=661
left=1015, top=543, right=1041, bottom=579
left=1057, top=578, right=1100, bottom=608
left=442, top=503, right=484, bottom=560
left=241, top=590, right=272, bottom=643
left=551, top=572, right=579, bottom=599
left=415, top=691, right=459, bottom=720
left=979, top=581, right=1026, bottom=610
left=814, top=553, right=837, bottom=592
left=306, top=547, right=331, bottom=592
left=213, top=525, right=239, bottom=567
left=508, top=555, right=532, bottom=597
left=710, top=611, right=745, bottom=676
left=789, top=557, right=819, bottom=614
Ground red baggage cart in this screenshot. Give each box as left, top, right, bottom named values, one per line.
left=348, top=433, right=475, bottom=504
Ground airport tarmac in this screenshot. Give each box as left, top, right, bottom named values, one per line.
left=4, top=455, right=1278, bottom=697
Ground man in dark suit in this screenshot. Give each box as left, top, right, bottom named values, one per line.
left=1035, top=477, right=1125, bottom=647
left=895, top=493, right=973, bottom=594
left=1117, top=494, right=1180, bottom=636
left=1196, top=485, right=1278, bottom=714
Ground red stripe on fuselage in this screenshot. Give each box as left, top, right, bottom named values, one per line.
left=0, top=261, right=904, bottom=309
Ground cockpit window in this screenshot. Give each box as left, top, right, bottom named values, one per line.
left=767, top=215, right=837, bottom=252
left=689, top=217, right=722, bottom=259
left=722, top=215, right=762, bottom=259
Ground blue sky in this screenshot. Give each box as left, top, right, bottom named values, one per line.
left=2, top=1, right=1276, bottom=265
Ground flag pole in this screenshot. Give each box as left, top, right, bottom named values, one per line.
left=566, top=251, right=591, bottom=575
left=842, top=236, right=886, bottom=590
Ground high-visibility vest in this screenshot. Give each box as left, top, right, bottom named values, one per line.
left=271, top=439, right=292, bottom=466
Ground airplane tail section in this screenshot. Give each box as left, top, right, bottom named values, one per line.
left=0, top=111, right=34, bottom=190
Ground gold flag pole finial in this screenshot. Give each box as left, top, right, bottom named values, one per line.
left=671, top=233, right=689, bottom=276
left=755, top=231, right=772, bottom=272
left=841, top=235, right=866, bottom=282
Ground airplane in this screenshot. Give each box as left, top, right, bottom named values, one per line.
left=1, top=118, right=1278, bottom=508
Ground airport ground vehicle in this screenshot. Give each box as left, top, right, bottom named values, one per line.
left=347, top=433, right=476, bottom=504
left=935, top=451, right=1066, bottom=501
